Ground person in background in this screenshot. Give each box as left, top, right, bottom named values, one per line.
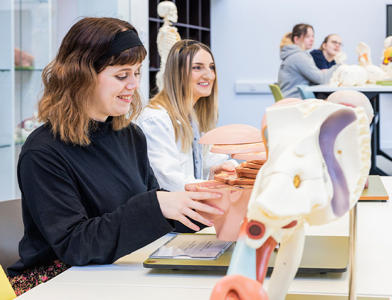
left=278, top=23, right=338, bottom=98
left=311, top=34, right=342, bottom=69
left=7, top=18, right=223, bottom=295
left=137, top=39, right=236, bottom=192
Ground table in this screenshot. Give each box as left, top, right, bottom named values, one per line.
left=307, top=84, right=392, bottom=176
left=17, top=177, right=392, bottom=299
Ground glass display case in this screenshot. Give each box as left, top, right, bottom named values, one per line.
left=0, top=0, right=53, bottom=201
left=0, top=0, right=149, bottom=201
left=14, top=0, right=52, bottom=145
left=0, top=1, right=15, bottom=202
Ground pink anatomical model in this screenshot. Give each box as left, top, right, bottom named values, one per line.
left=185, top=181, right=252, bottom=241
left=185, top=124, right=268, bottom=241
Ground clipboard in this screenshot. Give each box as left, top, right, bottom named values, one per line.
left=359, top=175, right=389, bottom=202
left=143, top=234, right=349, bottom=274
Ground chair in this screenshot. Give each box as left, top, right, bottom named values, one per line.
left=269, top=84, right=284, bottom=102
left=0, top=265, right=16, bottom=300
left=297, top=85, right=315, bottom=99
left=0, top=199, right=24, bottom=273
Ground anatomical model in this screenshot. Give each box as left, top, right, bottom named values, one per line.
left=330, top=42, right=386, bottom=86
left=14, top=113, right=41, bottom=144
left=357, top=42, right=386, bottom=83
left=326, top=90, right=374, bottom=123
left=210, top=98, right=371, bottom=300
left=382, top=36, right=392, bottom=78
left=185, top=124, right=267, bottom=241
left=156, top=1, right=181, bottom=91
left=14, top=48, right=34, bottom=68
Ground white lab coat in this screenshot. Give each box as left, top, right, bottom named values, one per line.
left=136, top=106, right=235, bottom=191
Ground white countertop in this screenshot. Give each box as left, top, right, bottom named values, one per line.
left=307, top=84, right=392, bottom=93
left=17, top=177, right=392, bottom=299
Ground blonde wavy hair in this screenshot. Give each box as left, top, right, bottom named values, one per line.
left=280, top=32, right=293, bottom=50
left=148, top=39, right=218, bottom=152
left=38, top=17, right=147, bottom=145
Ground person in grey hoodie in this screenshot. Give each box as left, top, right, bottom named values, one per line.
left=278, top=24, right=338, bottom=98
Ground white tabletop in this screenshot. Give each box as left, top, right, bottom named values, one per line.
left=18, top=177, right=392, bottom=299
left=307, top=84, right=392, bottom=93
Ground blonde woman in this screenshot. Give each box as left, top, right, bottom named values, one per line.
left=137, top=39, right=236, bottom=191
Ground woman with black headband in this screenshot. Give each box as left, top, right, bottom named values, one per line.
left=7, top=18, right=223, bottom=294
left=137, top=39, right=237, bottom=192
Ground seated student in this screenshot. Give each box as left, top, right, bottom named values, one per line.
left=278, top=24, right=338, bottom=98
left=7, top=18, right=223, bottom=295
left=137, top=40, right=236, bottom=192
left=310, top=34, right=342, bottom=69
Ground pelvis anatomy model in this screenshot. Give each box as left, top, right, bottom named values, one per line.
left=200, top=97, right=371, bottom=300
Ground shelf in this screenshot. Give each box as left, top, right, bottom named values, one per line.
left=14, top=0, right=49, bottom=3
left=15, top=67, right=44, bottom=71
left=149, top=17, right=210, bottom=31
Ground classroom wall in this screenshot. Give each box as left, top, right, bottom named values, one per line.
left=211, top=0, right=392, bottom=148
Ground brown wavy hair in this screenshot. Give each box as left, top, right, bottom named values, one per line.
left=38, top=17, right=147, bottom=145
left=148, top=40, right=218, bottom=152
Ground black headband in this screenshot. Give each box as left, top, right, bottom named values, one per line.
left=96, top=30, right=143, bottom=67
left=106, top=30, right=143, bottom=57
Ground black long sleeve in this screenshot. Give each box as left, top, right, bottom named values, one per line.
left=8, top=120, right=174, bottom=276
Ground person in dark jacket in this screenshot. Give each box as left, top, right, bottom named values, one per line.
left=7, top=17, right=223, bottom=295
left=311, top=34, right=342, bottom=69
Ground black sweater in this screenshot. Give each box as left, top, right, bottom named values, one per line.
left=8, top=119, right=177, bottom=276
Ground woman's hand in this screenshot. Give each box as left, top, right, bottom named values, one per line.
left=157, top=191, right=224, bottom=231
left=209, top=161, right=236, bottom=180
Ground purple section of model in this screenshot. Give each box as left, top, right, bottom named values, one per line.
left=319, top=109, right=356, bottom=217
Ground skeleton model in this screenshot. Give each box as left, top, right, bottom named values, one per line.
left=156, top=1, right=181, bottom=91
left=209, top=96, right=371, bottom=300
